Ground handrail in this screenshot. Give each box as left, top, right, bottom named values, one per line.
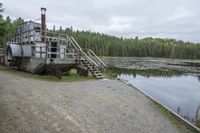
left=70, top=37, right=82, bottom=50
left=69, top=37, right=99, bottom=67
left=9, top=29, right=68, bottom=43
left=82, top=49, right=106, bottom=69
left=10, top=29, right=68, bottom=38
left=70, top=37, right=98, bottom=67
left=71, top=37, right=106, bottom=67
left=68, top=37, right=80, bottom=51
left=88, top=49, right=106, bottom=68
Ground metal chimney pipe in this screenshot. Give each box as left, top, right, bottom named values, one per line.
left=41, top=7, right=47, bottom=42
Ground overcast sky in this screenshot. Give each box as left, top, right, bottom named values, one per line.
left=1, top=0, right=200, bottom=42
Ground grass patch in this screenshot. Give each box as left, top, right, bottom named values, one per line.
left=196, top=120, right=200, bottom=128
left=61, top=69, right=93, bottom=81
left=103, top=69, right=118, bottom=79
left=0, top=65, right=93, bottom=82
left=151, top=100, right=199, bottom=133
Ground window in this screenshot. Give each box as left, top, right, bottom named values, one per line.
left=32, top=46, right=35, bottom=57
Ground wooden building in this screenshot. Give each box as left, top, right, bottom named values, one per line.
left=4, top=8, right=106, bottom=79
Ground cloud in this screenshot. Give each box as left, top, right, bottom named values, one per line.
left=2, top=0, right=200, bottom=42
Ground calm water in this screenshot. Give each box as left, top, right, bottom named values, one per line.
left=117, top=72, right=200, bottom=121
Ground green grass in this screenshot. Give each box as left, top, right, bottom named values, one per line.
left=151, top=101, right=199, bottom=133
left=61, top=69, right=93, bottom=81
left=103, top=69, right=117, bottom=79
left=0, top=65, right=93, bottom=82
left=196, top=119, right=200, bottom=128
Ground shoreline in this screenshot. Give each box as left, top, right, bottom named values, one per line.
left=119, top=78, right=200, bottom=132
left=102, top=56, right=200, bottom=74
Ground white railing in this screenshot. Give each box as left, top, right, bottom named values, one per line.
left=69, top=37, right=99, bottom=67
left=9, top=29, right=68, bottom=44
left=87, top=49, right=106, bottom=69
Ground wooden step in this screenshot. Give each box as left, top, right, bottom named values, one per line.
left=87, top=65, right=94, bottom=68
left=94, top=71, right=100, bottom=73
left=86, top=63, right=92, bottom=66
left=95, top=75, right=104, bottom=79
left=94, top=73, right=103, bottom=76
left=79, top=53, right=104, bottom=79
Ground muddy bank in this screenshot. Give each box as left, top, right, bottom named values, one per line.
left=102, top=57, right=200, bottom=73
left=0, top=71, right=195, bottom=133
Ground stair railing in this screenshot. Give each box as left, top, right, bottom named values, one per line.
left=87, top=49, right=106, bottom=69
left=68, top=37, right=98, bottom=67
left=69, top=37, right=106, bottom=69
left=82, top=49, right=106, bottom=70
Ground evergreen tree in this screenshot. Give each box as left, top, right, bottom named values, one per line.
left=0, top=3, right=6, bottom=47
left=1, top=14, right=200, bottom=59
left=0, top=3, right=4, bottom=19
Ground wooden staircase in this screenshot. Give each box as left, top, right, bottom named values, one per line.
left=33, top=63, right=46, bottom=74
left=81, top=59, right=104, bottom=79
left=69, top=37, right=106, bottom=79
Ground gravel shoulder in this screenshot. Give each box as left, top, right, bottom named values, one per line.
left=0, top=71, right=193, bottom=133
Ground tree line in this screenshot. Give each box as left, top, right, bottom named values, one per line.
left=1, top=3, right=200, bottom=59
left=54, top=28, right=200, bottom=59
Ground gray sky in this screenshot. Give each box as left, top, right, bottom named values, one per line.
left=1, top=0, right=200, bottom=42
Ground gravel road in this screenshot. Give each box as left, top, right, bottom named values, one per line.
left=0, top=71, right=191, bottom=133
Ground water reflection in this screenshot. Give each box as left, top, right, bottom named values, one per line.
left=109, top=67, right=184, bottom=78
left=114, top=67, right=200, bottom=124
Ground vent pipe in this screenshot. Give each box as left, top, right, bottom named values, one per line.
left=41, top=7, right=47, bottom=42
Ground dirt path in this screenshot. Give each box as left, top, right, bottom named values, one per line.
left=0, top=71, right=192, bottom=133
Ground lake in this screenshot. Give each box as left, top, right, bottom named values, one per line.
left=117, top=70, right=200, bottom=123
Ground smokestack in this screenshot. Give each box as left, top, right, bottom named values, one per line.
left=41, top=7, right=47, bottom=42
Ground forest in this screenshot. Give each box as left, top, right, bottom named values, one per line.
left=1, top=3, right=200, bottom=59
